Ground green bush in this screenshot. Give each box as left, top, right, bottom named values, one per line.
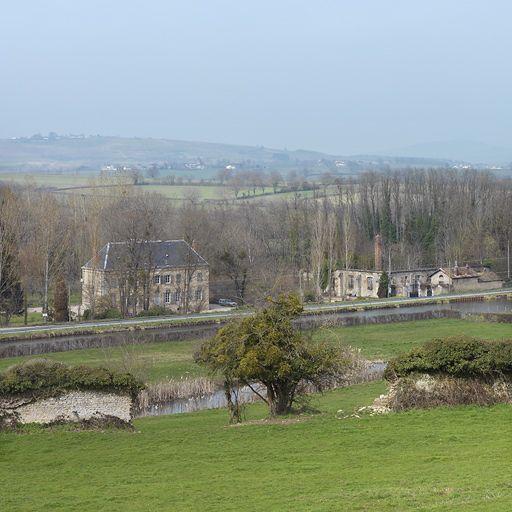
left=98, top=307, right=122, bottom=319
left=303, top=291, right=316, bottom=303
left=384, top=336, right=512, bottom=381
left=136, top=306, right=169, bottom=317
left=0, top=359, right=144, bottom=399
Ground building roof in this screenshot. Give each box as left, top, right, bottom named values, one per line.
left=83, top=240, right=208, bottom=271
left=477, top=270, right=502, bottom=283
left=435, top=267, right=480, bottom=279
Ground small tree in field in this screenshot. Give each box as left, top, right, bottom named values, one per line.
left=53, top=274, right=69, bottom=322
left=196, top=294, right=343, bottom=421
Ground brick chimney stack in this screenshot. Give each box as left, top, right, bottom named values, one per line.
left=374, top=234, right=383, bottom=271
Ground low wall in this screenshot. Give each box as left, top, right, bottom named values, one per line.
left=0, top=323, right=220, bottom=359
left=1, top=390, right=133, bottom=424
left=298, top=309, right=461, bottom=330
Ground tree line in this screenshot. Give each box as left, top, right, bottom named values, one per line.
left=1, top=168, right=511, bottom=323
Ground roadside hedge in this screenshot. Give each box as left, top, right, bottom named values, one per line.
left=0, top=359, right=144, bottom=398
left=384, top=336, right=512, bottom=381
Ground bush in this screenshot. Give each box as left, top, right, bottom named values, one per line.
left=0, top=359, right=144, bottom=399
left=136, top=306, right=169, bottom=317
left=303, top=291, right=316, bottom=303
left=385, top=336, right=512, bottom=382
left=96, top=307, right=122, bottom=320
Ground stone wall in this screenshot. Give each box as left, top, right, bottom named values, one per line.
left=1, top=390, right=133, bottom=424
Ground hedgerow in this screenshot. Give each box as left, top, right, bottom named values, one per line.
left=384, top=336, right=512, bottom=381
left=0, top=359, right=144, bottom=399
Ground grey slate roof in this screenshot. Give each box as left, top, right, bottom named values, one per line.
left=83, top=240, right=208, bottom=271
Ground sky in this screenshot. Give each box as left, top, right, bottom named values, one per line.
left=2, top=1, right=512, bottom=155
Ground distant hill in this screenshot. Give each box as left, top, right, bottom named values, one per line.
left=0, top=135, right=337, bottom=173
left=0, top=134, right=458, bottom=174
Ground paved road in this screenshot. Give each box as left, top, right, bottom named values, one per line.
left=1, top=288, right=510, bottom=337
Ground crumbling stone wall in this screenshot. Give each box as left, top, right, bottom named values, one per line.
left=0, top=391, right=133, bottom=424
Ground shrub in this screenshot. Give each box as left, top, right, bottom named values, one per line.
left=96, top=307, right=122, bottom=320
left=385, top=374, right=511, bottom=411
left=303, top=291, right=316, bottom=303
left=385, top=336, right=512, bottom=382
left=136, top=306, right=169, bottom=317
left=0, top=359, right=144, bottom=399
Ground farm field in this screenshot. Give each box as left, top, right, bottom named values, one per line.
left=0, top=171, right=330, bottom=203
left=2, top=380, right=512, bottom=511
left=0, top=172, right=92, bottom=188
left=1, top=319, right=511, bottom=381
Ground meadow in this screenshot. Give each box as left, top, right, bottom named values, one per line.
left=1, top=318, right=511, bottom=381
left=2, top=318, right=512, bottom=511
left=2, top=381, right=512, bottom=511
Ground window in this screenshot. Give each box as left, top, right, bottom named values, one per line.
left=174, top=291, right=181, bottom=304
left=348, top=275, right=354, bottom=289
left=164, top=274, right=171, bottom=284
left=197, top=272, right=203, bottom=282
left=176, top=273, right=182, bottom=285
left=195, top=288, right=203, bottom=301
left=367, top=277, right=373, bottom=291
left=164, top=290, right=171, bottom=303
left=154, top=275, right=161, bottom=285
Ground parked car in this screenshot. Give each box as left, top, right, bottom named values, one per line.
left=218, top=298, right=238, bottom=307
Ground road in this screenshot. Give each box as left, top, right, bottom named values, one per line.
left=1, top=288, right=510, bottom=337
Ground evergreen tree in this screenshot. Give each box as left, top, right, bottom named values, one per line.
left=377, top=271, right=389, bottom=298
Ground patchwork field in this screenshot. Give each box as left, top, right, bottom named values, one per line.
left=0, top=172, right=327, bottom=204
left=2, top=381, right=512, bottom=511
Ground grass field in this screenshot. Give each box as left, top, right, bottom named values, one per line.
left=2, top=319, right=511, bottom=381
left=0, top=171, right=329, bottom=203
left=2, top=380, right=512, bottom=511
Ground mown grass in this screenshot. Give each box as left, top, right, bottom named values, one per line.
left=2, top=381, right=512, bottom=511
left=1, top=319, right=511, bottom=382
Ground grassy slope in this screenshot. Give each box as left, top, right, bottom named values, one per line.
left=2, top=381, right=512, bottom=511
left=1, top=319, right=511, bottom=382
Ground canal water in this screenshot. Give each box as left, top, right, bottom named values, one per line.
left=137, top=362, right=388, bottom=418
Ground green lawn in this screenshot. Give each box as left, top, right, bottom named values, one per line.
left=313, top=318, right=512, bottom=360
left=0, top=339, right=205, bottom=382
left=2, top=381, right=512, bottom=511
left=1, top=319, right=511, bottom=382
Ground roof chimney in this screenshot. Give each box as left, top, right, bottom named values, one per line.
left=454, top=260, right=459, bottom=276
left=191, top=239, right=199, bottom=253
left=374, top=234, right=383, bottom=271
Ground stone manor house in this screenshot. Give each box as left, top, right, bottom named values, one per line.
left=81, top=240, right=209, bottom=314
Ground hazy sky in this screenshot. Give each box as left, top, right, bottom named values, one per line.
left=2, top=1, right=512, bottom=154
